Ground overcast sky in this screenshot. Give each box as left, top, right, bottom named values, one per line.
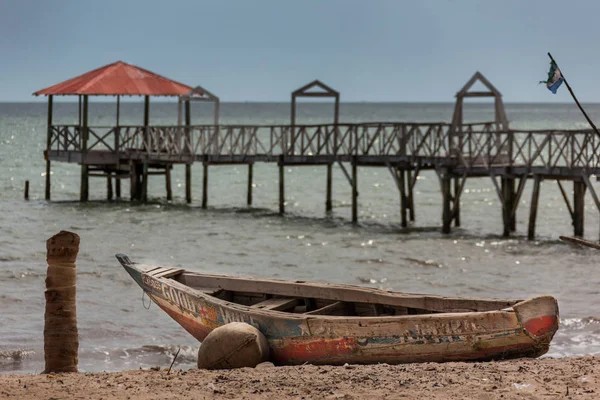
left=1, top=0, right=600, bottom=102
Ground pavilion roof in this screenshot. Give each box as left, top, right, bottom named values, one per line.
left=33, top=61, right=193, bottom=97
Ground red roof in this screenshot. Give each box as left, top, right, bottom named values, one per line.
left=33, top=61, right=193, bottom=96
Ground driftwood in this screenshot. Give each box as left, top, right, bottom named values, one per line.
left=43, top=231, right=79, bottom=373
left=560, top=235, right=600, bottom=250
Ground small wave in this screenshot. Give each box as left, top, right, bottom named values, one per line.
left=546, top=317, right=600, bottom=358
left=5, top=270, right=43, bottom=279
left=356, top=258, right=389, bottom=265
left=356, top=276, right=388, bottom=285
left=403, top=257, right=444, bottom=268
left=0, top=349, right=35, bottom=362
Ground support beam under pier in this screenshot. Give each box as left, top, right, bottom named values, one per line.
left=573, top=180, right=586, bottom=237
left=165, top=165, right=172, bottom=201
left=279, top=156, right=285, bottom=215
left=352, top=157, right=358, bottom=224
left=528, top=175, right=542, bottom=240
left=247, top=163, right=253, bottom=206
left=326, top=163, right=333, bottom=213
left=441, top=170, right=452, bottom=234
left=202, top=162, right=208, bottom=209
left=185, top=164, right=192, bottom=204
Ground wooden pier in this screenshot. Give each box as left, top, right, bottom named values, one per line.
left=35, top=64, right=600, bottom=239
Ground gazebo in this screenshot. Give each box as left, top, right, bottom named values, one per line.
left=33, top=61, right=214, bottom=202
left=290, top=80, right=340, bottom=213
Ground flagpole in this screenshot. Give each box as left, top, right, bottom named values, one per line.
left=548, top=52, right=600, bottom=136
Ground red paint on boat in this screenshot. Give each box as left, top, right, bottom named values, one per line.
left=523, top=315, right=558, bottom=337
left=271, top=337, right=357, bottom=363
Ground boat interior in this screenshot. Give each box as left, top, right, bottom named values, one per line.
left=152, top=267, right=522, bottom=317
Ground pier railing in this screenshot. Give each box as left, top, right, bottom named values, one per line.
left=48, top=123, right=600, bottom=169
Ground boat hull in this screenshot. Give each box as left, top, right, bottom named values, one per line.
left=120, top=256, right=559, bottom=365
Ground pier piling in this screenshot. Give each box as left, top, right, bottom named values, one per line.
left=185, top=164, right=192, bottom=204
left=165, top=165, right=172, bottom=201
left=106, top=174, right=113, bottom=200
left=247, top=163, right=253, bottom=206
left=528, top=175, right=542, bottom=240
left=142, top=162, right=148, bottom=202
left=202, top=162, right=208, bottom=209
left=279, top=155, right=285, bottom=215
left=453, top=177, right=460, bottom=227
left=45, top=95, right=53, bottom=201
left=116, top=178, right=121, bottom=199
left=407, top=170, right=415, bottom=222
left=398, top=168, right=408, bottom=228
left=351, top=158, right=358, bottom=224
left=326, top=163, right=333, bottom=212
left=441, top=170, right=452, bottom=234
left=24, top=180, right=29, bottom=200
left=574, top=180, right=586, bottom=237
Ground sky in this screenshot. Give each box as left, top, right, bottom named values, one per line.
left=2, top=0, right=600, bottom=102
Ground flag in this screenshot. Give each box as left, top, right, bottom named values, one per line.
left=541, top=61, right=564, bottom=94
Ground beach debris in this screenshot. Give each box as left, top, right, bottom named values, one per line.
left=197, top=322, right=269, bottom=370
left=43, top=231, right=80, bottom=374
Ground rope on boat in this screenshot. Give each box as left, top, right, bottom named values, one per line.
left=142, top=291, right=151, bottom=310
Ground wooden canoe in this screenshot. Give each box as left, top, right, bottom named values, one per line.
left=117, top=254, right=559, bottom=365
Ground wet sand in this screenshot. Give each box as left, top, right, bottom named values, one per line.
left=1, top=356, right=598, bottom=399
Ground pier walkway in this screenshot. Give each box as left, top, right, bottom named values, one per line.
left=45, top=120, right=600, bottom=239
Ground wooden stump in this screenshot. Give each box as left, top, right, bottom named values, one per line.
left=43, top=231, right=80, bottom=373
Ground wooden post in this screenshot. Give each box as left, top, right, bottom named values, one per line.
left=279, top=155, right=285, bottom=215
left=501, top=177, right=515, bottom=237
left=116, top=95, right=121, bottom=126
left=247, top=163, right=253, bottom=206
left=129, top=161, right=136, bottom=200
left=115, top=96, right=121, bottom=200
left=107, top=174, right=113, bottom=201
left=185, top=100, right=192, bottom=204
left=326, top=163, right=333, bottom=212
left=165, top=165, right=172, bottom=201
left=116, top=178, right=121, bottom=199
left=441, top=171, right=452, bottom=234
left=129, top=161, right=138, bottom=201
left=24, top=180, right=30, bottom=200
left=352, top=157, right=358, bottom=224
left=398, top=168, right=408, bottom=228
left=509, top=178, right=516, bottom=232
left=143, top=96, right=150, bottom=126
left=574, top=180, right=586, bottom=237
left=142, top=162, right=148, bottom=203
left=44, top=231, right=79, bottom=374
left=407, top=170, right=415, bottom=222
left=453, top=177, right=461, bottom=227
left=202, top=162, right=209, bottom=209
left=80, top=95, right=89, bottom=202
left=45, top=95, right=53, bottom=200
left=185, top=164, right=192, bottom=204
left=528, top=175, right=542, bottom=240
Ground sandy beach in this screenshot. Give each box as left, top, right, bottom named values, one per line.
left=1, top=356, right=598, bottom=399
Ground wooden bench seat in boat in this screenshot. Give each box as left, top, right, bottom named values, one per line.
left=251, top=297, right=299, bottom=311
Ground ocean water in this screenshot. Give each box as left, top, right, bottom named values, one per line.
left=2, top=101, right=600, bottom=373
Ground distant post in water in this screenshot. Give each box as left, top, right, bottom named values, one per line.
left=43, top=231, right=80, bottom=373
left=24, top=180, right=30, bottom=200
